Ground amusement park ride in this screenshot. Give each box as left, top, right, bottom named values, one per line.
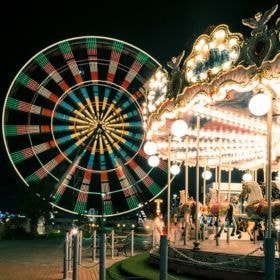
left=2, top=3, right=280, bottom=280
left=144, top=4, right=280, bottom=280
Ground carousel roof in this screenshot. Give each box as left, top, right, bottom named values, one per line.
left=143, top=5, right=280, bottom=171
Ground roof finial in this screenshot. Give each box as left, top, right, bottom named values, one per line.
left=242, top=4, right=278, bottom=36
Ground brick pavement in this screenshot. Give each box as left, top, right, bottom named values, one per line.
left=0, top=238, right=126, bottom=280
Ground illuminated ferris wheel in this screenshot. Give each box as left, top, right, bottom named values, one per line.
left=2, top=36, right=169, bottom=217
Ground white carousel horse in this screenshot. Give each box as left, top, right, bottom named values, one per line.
left=240, top=181, right=280, bottom=219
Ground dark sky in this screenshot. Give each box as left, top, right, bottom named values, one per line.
left=0, top=0, right=279, bottom=212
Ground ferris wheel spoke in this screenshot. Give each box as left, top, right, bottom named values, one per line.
left=100, top=88, right=112, bottom=119
left=107, top=40, right=123, bottom=82
left=58, top=41, right=84, bottom=85
left=52, top=155, right=81, bottom=203
left=120, top=51, right=149, bottom=90
left=25, top=153, right=65, bottom=183
left=86, top=37, right=98, bottom=81
left=126, top=158, right=162, bottom=196
left=116, top=165, right=140, bottom=210
left=100, top=172, right=113, bottom=215
left=34, top=51, right=84, bottom=96
left=74, top=181, right=90, bottom=214
left=16, top=72, right=59, bottom=103
left=10, top=142, right=53, bottom=164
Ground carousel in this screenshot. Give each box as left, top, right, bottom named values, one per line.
left=144, top=4, right=280, bottom=280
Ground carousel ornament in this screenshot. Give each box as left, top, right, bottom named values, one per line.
left=242, top=4, right=278, bottom=36
left=167, top=50, right=186, bottom=99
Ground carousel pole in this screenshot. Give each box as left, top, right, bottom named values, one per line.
left=227, top=162, right=232, bottom=244
left=203, top=164, right=206, bottom=206
left=185, top=136, right=189, bottom=200
left=184, top=136, right=189, bottom=245
left=193, top=115, right=200, bottom=250
left=202, top=164, right=206, bottom=241
left=217, top=149, right=221, bottom=203
left=264, top=91, right=275, bottom=280
left=167, top=134, right=171, bottom=238
left=227, top=162, right=231, bottom=200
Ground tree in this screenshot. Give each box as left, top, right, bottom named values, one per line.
left=16, top=181, right=53, bottom=238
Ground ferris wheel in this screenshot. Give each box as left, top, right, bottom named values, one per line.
left=2, top=36, right=169, bottom=217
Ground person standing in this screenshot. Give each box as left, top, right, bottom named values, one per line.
left=153, top=213, right=165, bottom=247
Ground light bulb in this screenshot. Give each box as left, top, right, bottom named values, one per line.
left=249, top=93, right=271, bottom=116
left=242, top=172, right=252, bottom=182
left=202, top=170, right=212, bottom=180
left=143, top=141, right=157, bottom=155
left=148, top=155, right=160, bottom=167
left=170, top=164, right=180, bottom=175
left=171, top=119, right=188, bottom=137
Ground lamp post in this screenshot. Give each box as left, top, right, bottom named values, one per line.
left=249, top=90, right=275, bottom=280
left=167, top=134, right=171, bottom=237
left=193, top=115, right=200, bottom=250
left=265, top=92, right=274, bottom=280
left=170, top=119, right=188, bottom=236
left=99, top=192, right=106, bottom=280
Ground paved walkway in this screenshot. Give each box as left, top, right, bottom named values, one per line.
left=0, top=238, right=126, bottom=280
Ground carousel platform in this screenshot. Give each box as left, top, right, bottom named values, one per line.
left=149, top=237, right=280, bottom=280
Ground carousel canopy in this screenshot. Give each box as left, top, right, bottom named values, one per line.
left=143, top=5, right=280, bottom=172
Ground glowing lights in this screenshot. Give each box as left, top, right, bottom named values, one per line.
left=249, top=93, right=271, bottom=116
left=148, top=155, right=160, bottom=167
left=184, top=25, right=242, bottom=84
left=143, top=141, right=157, bottom=155
left=242, top=172, right=253, bottom=182
left=170, top=164, right=180, bottom=175
left=171, top=119, right=188, bottom=137
left=71, top=227, right=78, bottom=235
left=146, top=67, right=168, bottom=114
left=202, top=170, right=212, bottom=180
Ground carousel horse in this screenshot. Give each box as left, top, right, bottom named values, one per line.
left=178, top=190, right=195, bottom=230
left=235, top=218, right=265, bottom=241
left=240, top=181, right=280, bottom=219
left=206, top=188, right=238, bottom=237
left=177, top=190, right=207, bottom=235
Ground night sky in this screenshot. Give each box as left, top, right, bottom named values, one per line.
left=0, top=0, right=279, bottom=213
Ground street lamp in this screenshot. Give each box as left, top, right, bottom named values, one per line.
left=99, top=192, right=106, bottom=280
left=249, top=90, right=275, bottom=279
left=166, top=120, right=188, bottom=236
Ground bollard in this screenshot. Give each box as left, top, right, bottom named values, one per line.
left=131, top=230, right=134, bottom=256
left=159, top=235, right=168, bottom=280
left=92, top=230, right=96, bottom=262
left=111, top=230, right=114, bottom=259
left=264, top=237, right=275, bottom=280
left=72, top=233, right=79, bottom=280
left=63, top=232, right=69, bottom=280
left=78, top=230, right=82, bottom=265
left=99, top=233, right=106, bottom=280
left=68, top=232, right=73, bottom=272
